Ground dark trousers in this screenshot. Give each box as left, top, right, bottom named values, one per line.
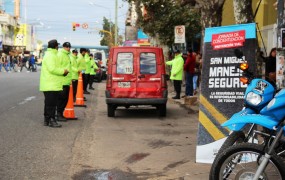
left=57, top=85, right=70, bottom=115
left=20, top=62, right=28, bottom=71
left=72, top=80, right=78, bottom=101
left=173, top=80, right=182, bottom=98
left=44, top=91, right=60, bottom=119
left=83, top=73, right=90, bottom=91
left=185, top=72, right=194, bottom=96
left=89, top=75, right=95, bottom=88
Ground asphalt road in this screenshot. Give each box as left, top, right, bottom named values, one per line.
left=0, top=69, right=210, bottom=180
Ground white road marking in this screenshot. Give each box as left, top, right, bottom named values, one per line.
left=18, top=96, right=36, bottom=105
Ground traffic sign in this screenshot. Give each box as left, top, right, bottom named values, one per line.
left=82, top=23, right=89, bottom=29
left=174, top=25, right=185, bottom=43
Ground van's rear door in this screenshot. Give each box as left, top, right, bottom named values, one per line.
left=111, top=48, right=136, bottom=98
left=136, top=48, right=162, bottom=98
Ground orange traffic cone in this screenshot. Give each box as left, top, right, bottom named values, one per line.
left=74, top=73, right=87, bottom=107
left=63, top=83, right=78, bottom=120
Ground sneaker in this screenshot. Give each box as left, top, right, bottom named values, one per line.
left=172, top=96, right=180, bottom=99
left=89, top=87, right=95, bottom=90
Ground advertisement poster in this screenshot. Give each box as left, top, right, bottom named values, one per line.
left=137, top=29, right=150, bottom=46
left=196, top=23, right=256, bottom=163
left=276, top=54, right=285, bottom=89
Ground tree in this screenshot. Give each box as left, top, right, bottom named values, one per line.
left=233, top=0, right=254, bottom=24
left=182, top=0, right=226, bottom=28
left=99, top=17, right=124, bottom=47
left=125, top=0, right=201, bottom=46
left=99, top=17, right=114, bottom=47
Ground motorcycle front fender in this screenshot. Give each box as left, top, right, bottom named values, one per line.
left=220, top=108, right=256, bottom=131
left=222, top=114, right=279, bottom=131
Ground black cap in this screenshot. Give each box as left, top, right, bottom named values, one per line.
left=48, top=39, right=60, bottom=48
left=72, top=49, right=78, bottom=53
left=63, top=42, right=71, bottom=48
left=80, top=48, right=87, bottom=53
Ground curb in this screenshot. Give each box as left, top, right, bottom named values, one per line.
left=168, top=96, right=200, bottom=114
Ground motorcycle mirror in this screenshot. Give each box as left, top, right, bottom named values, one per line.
left=240, top=63, right=249, bottom=71
left=240, top=77, right=249, bottom=84
left=234, top=49, right=243, bottom=59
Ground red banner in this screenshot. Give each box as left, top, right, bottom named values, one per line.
left=211, top=30, right=245, bottom=50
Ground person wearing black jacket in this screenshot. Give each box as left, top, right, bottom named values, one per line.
left=264, top=48, right=276, bottom=86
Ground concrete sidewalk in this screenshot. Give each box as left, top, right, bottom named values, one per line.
left=167, top=82, right=200, bottom=113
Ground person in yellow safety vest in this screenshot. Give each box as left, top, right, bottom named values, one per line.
left=70, top=49, right=80, bottom=102
left=88, top=54, right=98, bottom=90
left=166, top=50, right=184, bottom=99
left=83, top=49, right=91, bottom=94
left=39, top=39, right=69, bottom=128
left=56, top=42, right=72, bottom=121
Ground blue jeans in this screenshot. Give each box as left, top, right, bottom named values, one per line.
left=4, top=63, right=9, bottom=72
left=185, top=72, right=194, bottom=96
left=193, top=75, right=198, bottom=90
left=0, top=63, right=2, bottom=72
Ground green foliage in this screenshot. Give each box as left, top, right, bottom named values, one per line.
left=124, top=0, right=201, bottom=46
left=99, top=17, right=113, bottom=47
left=99, top=17, right=124, bottom=47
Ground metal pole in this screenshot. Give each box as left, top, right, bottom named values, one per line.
left=114, top=0, right=118, bottom=46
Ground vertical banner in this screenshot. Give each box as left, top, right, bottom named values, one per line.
left=14, top=24, right=27, bottom=46
left=196, top=23, right=256, bottom=163
left=277, top=28, right=285, bottom=89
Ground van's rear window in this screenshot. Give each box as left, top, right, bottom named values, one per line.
left=117, top=53, right=134, bottom=74
left=140, top=53, right=157, bottom=74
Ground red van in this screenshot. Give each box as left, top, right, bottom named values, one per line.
left=105, top=47, right=168, bottom=117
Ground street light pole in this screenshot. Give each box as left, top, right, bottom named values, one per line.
left=115, top=0, right=118, bottom=46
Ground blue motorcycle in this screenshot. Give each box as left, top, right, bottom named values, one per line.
left=210, top=51, right=285, bottom=179
left=218, top=50, right=276, bottom=153
left=210, top=90, right=285, bottom=179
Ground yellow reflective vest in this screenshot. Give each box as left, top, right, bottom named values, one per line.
left=39, top=48, right=65, bottom=91
left=166, top=54, right=184, bottom=80
left=57, top=49, right=71, bottom=86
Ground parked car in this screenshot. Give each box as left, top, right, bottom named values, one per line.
left=105, top=47, right=168, bottom=117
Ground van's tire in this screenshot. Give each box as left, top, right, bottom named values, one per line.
left=158, top=104, right=166, bottom=117
left=107, top=104, right=115, bottom=117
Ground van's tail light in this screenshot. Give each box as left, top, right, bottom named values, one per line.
left=161, top=74, right=167, bottom=88
left=107, top=74, right=112, bottom=88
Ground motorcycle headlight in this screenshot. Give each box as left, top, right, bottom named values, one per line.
left=246, top=92, right=262, bottom=106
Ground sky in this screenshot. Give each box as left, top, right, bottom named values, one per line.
left=4, top=0, right=129, bottom=46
